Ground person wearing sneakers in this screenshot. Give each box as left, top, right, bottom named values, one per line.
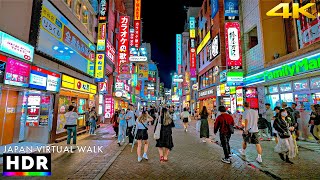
left=214, top=106, right=235, bottom=164
left=117, top=109, right=127, bottom=146
left=239, top=102, right=263, bottom=163
left=136, top=111, right=154, bottom=162
left=180, top=107, right=191, bottom=132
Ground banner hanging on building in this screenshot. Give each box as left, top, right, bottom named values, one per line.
left=190, top=47, right=196, bottom=78
left=129, top=28, right=134, bottom=47
left=176, top=34, right=182, bottom=72
left=225, top=22, right=242, bottom=69
left=118, top=16, right=130, bottom=74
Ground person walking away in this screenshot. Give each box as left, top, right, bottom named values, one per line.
left=239, top=102, right=263, bottom=163
left=214, top=106, right=235, bottom=164
left=272, top=106, right=281, bottom=143
left=309, top=105, right=319, bottom=141
left=136, top=111, right=154, bottom=162
left=111, top=111, right=119, bottom=138
left=85, top=108, right=90, bottom=132
left=126, top=104, right=135, bottom=145
left=198, top=106, right=210, bottom=143
left=258, top=114, right=268, bottom=141
left=273, top=109, right=297, bottom=164
left=312, top=105, right=320, bottom=143
left=156, top=108, right=175, bottom=162
left=292, top=103, right=301, bottom=140
left=65, top=105, right=79, bottom=149
left=89, top=107, right=98, bottom=135
left=180, top=108, right=190, bottom=132
left=118, top=109, right=127, bottom=146
left=263, top=103, right=273, bottom=140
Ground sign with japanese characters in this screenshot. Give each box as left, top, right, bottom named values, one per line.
left=106, top=40, right=115, bottom=63
left=224, top=0, right=239, bottom=20
left=37, top=0, right=96, bottom=76
left=134, top=20, right=141, bottom=48
left=95, top=53, right=105, bottom=81
left=104, top=95, right=114, bottom=118
left=190, top=47, right=196, bottom=78
left=99, top=0, right=108, bottom=21
left=129, top=28, right=134, bottom=47
left=134, top=0, right=141, bottom=20
left=225, top=22, right=242, bottom=69
left=176, top=34, right=182, bottom=68
left=29, top=65, right=61, bottom=92
left=211, top=0, right=219, bottom=18
left=189, top=17, right=196, bottom=38
left=97, top=23, right=107, bottom=51
left=208, top=35, right=220, bottom=61
left=118, top=16, right=130, bottom=74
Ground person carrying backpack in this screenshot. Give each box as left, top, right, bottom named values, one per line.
left=214, top=106, right=235, bottom=164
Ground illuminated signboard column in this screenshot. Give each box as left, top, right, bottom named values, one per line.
left=189, top=17, right=196, bottom=78
left=176, top=34, right=182, bottom=74
left=118, top=16, right=130, bottom=79
left=225, top=22, right=242, bottom=69
left=134, top=0, right=141, bottom=48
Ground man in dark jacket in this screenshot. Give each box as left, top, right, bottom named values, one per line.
left=214, top=106, right=235, bottom=164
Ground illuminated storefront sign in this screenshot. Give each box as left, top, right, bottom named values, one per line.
left=227, top=71, right=243, bottom=86
left=208, top=35, right=220, bottom=61
left=224, top=0, right=239, bottom=20
left=220, top=70, right=227, bottom=82
left=118, top=16, right=130, bottom=74
left=4, top=58, right=31, bottom=87
left=36, top=0, right=95, bottom=76
left=29, top=66, right=61, bottom=92
left=104, top=95, right=114, bottom=118
left=176, top=34, right=182, bottom=68
left=190, top=47, right=196, bottom=77
left=129, top=28, right=134, bottom=47
left=0, top=31, right=34, bottom=62
left=134, top=21, right=141, bottom=48
left=106, top=40, right=115, bottom=63
left=98, top=82, right=108, bottom=93
left=189, top=17, right=196, bottom=38
left=225, top=22, right=242, bottom=69
left=197, top=31, right=211, bottom=54
left=115, top=82, right=124, bottom=91
left=95, top=54, right=105, bottom=81
left=134, top=0, right=141, bottom=20
left=61, top=74, right=96, bottom=94
left=199, top=88, right=215, bottom=97
left=129, top=56, right=147, bottom=62
left=236, top=87, right=243, bottom=106
left=211, top=0, right=219, bottom=18
left=97, top=23, right=107, bottom=51
left=99, top=0, right=107, bottom=21
left=300, top=18, right=320, bottom=47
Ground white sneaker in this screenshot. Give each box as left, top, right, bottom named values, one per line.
left=221, top=158, right=231, bottom=164
left=238, top=149, right=246, bottom=156
left=256, top=156, right=262, bottom=163
left=202, top=140, right=207, bottom=143
left=122, top=140, right=125, bottom=143
left=143, top=153, right=148, bottom=160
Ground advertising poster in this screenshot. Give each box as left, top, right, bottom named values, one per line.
left=29, top=66, right=61, bottom=92
left=224, top=0, right=239, bottom=20
left=36, top=0, right=96, bottom=76
left=0, top=31, right=34, bottom=62
left=138, top=64, right=148, bottom=79
left=26, top=95, right=41, bottom=127
left=39, top=115, right=49, bottom=126
left=4, top=58, right=30, bottom=87
left=225, top=22, right=242, bottom=69
left=118, top=16, right=130, bottom=74
left=0, top=54, right=7, bottom=83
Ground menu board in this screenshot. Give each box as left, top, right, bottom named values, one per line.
left=29, top=66, right=61, bottom=92
left=4, top=58, right=30, bottom=87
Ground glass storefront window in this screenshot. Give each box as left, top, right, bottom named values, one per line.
left=280, top=93, right=294, bottom=106
left=310, top=77, right=320, bottom=89
left=279, top=82, right=292, bottom=92
left=267, top=94, right=280, bottom=110
left=208, top=69, right=213, bottom=85
left=293, top=79, right=309, bottom=91
left=268, top=85, right=279, bottom=94
left=295, top=93, right=311, bottom=111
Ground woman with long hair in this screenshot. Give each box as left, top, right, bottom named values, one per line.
left=273, top=109, right=296, bottom=164
left=198, top=106, right=209, bottom=143
left=111, top=110, right=119, bottom=138
left=117, top=109, right=127, bottom=146
left=181, top=107, right=191, bottom=132
left=136, top=111, right=153, bottom=162
left=156, top=107, right=175, bottom=162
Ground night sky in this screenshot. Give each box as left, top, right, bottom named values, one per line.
left=141, top=0, right=203, bottom=88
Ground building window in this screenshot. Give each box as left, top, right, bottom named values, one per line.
left=284, top=14, right=297, bottom=53
left=82, top=6, right=88, bottom=25
left=247, top=27, right=258, bottom=49
left=75, top=0, right=81, bottom=19
left=208, top=69, right=213, bottom=85
left=64, top=0, right=73, bottom=8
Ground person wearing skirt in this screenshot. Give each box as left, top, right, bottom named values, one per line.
left=136, top=111, right=154, bottom=162
left=198, top=106, right=209, bottom=143
left=181, top=108, right=190, bottom=132
left=156, top=108, right=175, bottom=162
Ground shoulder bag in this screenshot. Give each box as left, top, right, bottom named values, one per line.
left=154, top=116, right=161, bottom=140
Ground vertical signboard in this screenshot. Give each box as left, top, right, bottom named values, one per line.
left=97, top=23, right=107, bottom=51
left=104, top=95, right=114, bottom=118
left=129, top=28, right=134, bottom=47
left=99, top=0, right=108, bottom=21
left=176, top=34, right=182, bottom=72
left=134, top=0, right=141, bottom=48
left=134, top=0, right=141, bottom=20
left=118, top=16, right=130, bottom=75
left=224, top=0, right=239, bottom=20
left=225, top=22, right=242, bottom=69
left=190, top=48, right=196, bottom=78
left=95, top=54, right=105, bottom=81
left=106, top=40, right=115, bottom=64
left=189, top=17, right=196, bottom=38
left=211, top=0, right=219, bottom=18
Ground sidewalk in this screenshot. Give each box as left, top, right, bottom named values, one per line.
left=188, top=120, right=320, bottom=179
left=101, top=120, right=271, bottom=179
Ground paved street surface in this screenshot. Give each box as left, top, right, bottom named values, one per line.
left=1, top=120, right=320, bottom=179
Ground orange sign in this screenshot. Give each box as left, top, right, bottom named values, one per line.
left=134, top=0, right=141, bottom=20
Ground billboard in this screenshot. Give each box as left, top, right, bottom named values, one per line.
left=190, top=48, right=196, bottom=78
left=176, top=34, right=182, bottom=71
left=134, top=20, right=141, bottom=48
left=224, top=0, right=239, bottom=20
left=36, top=0, right=95, bottom=76
left=225, top=22, right=242, bottom=69
left=29, top=66, right=61, bottom=92
left=95, top=53, right=105, bottom=81
left=189, top=17, right=196, bottom=38
left=118, top=16, right=130, bottom=75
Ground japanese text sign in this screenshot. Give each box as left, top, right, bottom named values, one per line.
left=118, top=16, right=130, bottom=74
left=176, top=34, right=182, bottom=69
left=106, top=40, right=115, bottom=63
left=95, top=53, right=105, bottom=81
left=97, top=23, right=107, bottom=51
left=134, top=0, right=141, bottom=20
left=134, top=20, right=141, bottom=48
left=99, top=0, right=108, bottom=21
left=225, top=22, right=242, bottom=69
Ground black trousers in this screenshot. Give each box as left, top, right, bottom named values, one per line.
left=128, top=126, right=134, bottom=143
left=113, top=126, right=118, bottom=136
left=266, top=121, right=272, bottom=137
left=220, top=134, right=231, bottom=159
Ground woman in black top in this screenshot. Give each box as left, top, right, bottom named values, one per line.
left=198, top=106, right=209, bottom=143
left=309, top=105, right=319, bottom=140
left=155, top=108, right=175, bottom=162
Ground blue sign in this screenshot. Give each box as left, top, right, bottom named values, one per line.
left=220, top=70, right=227, bottom=82
left=36, top=0, right=96, bottom=76
left=224, top=0, right=239, bottom=20
left=189, top=17, right=195, bottom=29
left=211, top=0, right=219, bottom=18
left=198, top=17, right=207, bottom=30
left=176, top=34, right=182, bottom=69
left=0, top=31, right=34, bottom=62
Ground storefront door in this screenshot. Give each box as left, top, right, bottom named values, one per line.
left=0, top=89, right=19, bottom=145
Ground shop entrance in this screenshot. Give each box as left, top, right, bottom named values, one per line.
left=0, top=89, right=19, bottom=145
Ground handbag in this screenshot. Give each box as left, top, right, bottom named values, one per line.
left=188, top=116, right=192, bottom=122
left=154, top=117, right=161, bottom=140
left=221, top=114, right=234, bottom=134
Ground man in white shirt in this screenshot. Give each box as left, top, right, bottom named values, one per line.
left=126, top=104, right=135, bottom=145
left=239, top=102, right=263, bottom=163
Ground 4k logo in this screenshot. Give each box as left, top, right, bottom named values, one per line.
left=266, top=3, right=318, bottom=19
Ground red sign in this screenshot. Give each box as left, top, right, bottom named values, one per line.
left=27, top=106, right=40, bottom=116
left=118, top=16, right=130, bottom=74
left=106, top=40, right=115, bottom=63
left=41, top=96, right=51, bottom=104
left=134, top=20, right=141, bottom=48
left=99, top=82, right=108, bottom=93
left=104, top=95, right=114, bottom=118
left=225, top=22, right=242, bottom=69
left=190, top=47, right=196, bottom=77
left=246, top=98, right=259, bottom=109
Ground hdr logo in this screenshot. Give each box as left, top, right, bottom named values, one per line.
left=266, top=3, right=318, bottom=19
left=3, top=154, right=51, bottom=176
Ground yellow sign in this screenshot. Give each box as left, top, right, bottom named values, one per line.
left=95, top=54, right=105, bottom=79
left=74, top=79, right=90, bottom=92
left=266, top=3, right=317, bottom=19
left=134, top=0, right=141, bottom=20
left=197, top=31, right=211, bottom=54
left=220, top=84, right=225, bottom=94
left=62, top=75, right=75, bottom=89
left=90, top=85, right=97, bottom=94
left=190, top=29, right=196, bottom=39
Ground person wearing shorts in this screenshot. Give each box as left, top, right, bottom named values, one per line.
left=239, top=102, right=263, bottom=163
